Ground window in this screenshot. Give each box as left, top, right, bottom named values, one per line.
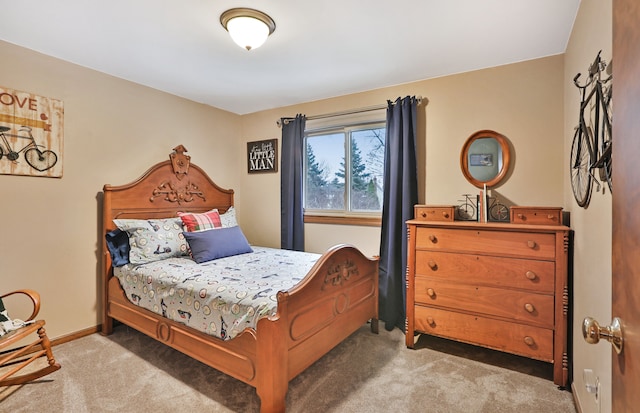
left=304, top=123, right=385, bottom=220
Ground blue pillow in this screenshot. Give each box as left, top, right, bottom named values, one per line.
left=105, top=228, right=130, bottom=267
left=183, top=226, right=253, bottom=263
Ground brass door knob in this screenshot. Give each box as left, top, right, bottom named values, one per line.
left=582, top=317, right=624, bottom=354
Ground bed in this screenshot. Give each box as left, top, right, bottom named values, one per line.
left=101, top=145, right=379, bottom=412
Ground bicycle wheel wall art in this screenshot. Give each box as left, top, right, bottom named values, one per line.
left=0, top=86, right=63, bottom=178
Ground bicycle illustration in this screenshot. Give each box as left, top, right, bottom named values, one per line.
left=456, top=193, right=509, bottom=222
left=456, top=194, right=477, bottom=221
left=487, top=196, right=509, bottom=222
left=570, top=50, right=612, bottom=208
left=0, top=125, right=58, bottom=172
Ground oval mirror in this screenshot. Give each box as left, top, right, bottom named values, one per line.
left=460, top=130, right=511, bottom=188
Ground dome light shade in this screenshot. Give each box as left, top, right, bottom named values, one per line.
left=220, top=8, right=276, bottom=51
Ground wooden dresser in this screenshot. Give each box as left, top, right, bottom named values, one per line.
left=405, top=220, right=571, bottom=387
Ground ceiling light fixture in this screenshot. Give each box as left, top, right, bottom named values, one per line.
left=220, top=8, right=276, bottom=51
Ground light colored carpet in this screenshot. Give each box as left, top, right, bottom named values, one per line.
left=0, top=324, right=576, bottom=412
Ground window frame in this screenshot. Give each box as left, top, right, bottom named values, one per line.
left=303, top=120, right=386, bottom=226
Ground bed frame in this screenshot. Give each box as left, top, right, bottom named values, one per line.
left=101, top=145, right=379, bottom=412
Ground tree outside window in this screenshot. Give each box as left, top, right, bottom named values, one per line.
left=304, top=124, right=385, bottom=214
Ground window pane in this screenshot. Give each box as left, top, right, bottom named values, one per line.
left=350, top=128, right=385, bottom=212
left=306, top=133, right=344, bottom=210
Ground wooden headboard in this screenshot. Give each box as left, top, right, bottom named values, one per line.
left=101, top=145, right=234, bottom=274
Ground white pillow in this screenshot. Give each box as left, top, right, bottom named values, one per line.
left=220, top=206, right=238, bottom=228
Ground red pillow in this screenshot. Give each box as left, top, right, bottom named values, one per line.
left=178, top=209, right=222, bottom=232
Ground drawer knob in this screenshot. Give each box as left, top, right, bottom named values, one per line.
left=527, top=240, right=537, bottom=249
left=428, top=260, right=437, bottom=270
left=426, top=288, right=436, bottom=298
left=524, top=303, right=535, bottom=313
left=525, top=271, right=537, bottom=280
left=429, top=234, right=437, bottom=243
left=524, top=336, right=535, bottom=346
left=427, top=317, right=435, bottom=326
left=517, top=213, right=525, bottom=220
left=421, top=212, right=427, bottom=218
left=547, top=214, right=555, bottom=220
left=442, top=211, right=450, bottom=218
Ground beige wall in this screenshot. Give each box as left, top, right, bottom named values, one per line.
left=239, top=55, right=565, bottom=256
left=0, top=41, right=242, bottom=339
left=564, top=1, right=613, bottom=412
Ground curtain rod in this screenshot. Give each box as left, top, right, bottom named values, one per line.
left=277, top=96, right=423, bottom=127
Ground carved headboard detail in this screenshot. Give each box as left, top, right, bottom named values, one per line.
left=150, top=181, right=206, bottom=204
left=170, top=144, right=190, bottom=180
left=147, top=145, right=207, bottom=204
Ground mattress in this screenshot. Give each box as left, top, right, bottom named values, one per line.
left=114, top=246, right=320, bottom=340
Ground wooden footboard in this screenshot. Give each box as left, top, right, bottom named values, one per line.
left=101, top=146, right=379, bottom=412
left=255, top=244, right=379, bottom=412
left=104, top=244, right=378, bottom=412
left=106, top=276, right=260, bottom=385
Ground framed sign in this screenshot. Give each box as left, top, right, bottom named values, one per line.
left=0, top=86, right=64, bottom=178
left=247, top=139, right=278, bottom=174
left=469, top=153, right=493, bottom=167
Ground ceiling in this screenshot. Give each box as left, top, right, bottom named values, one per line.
left=1, top=1, right=579, bottom=115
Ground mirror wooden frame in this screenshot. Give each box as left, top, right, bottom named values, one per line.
left=460, top=130, right=511, bottom=188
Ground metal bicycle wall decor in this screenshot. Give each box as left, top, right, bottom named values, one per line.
left=569, top=50, right=612, bottom=208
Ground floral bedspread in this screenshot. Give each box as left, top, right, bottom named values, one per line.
left=114, top=247, right=320, bottom=340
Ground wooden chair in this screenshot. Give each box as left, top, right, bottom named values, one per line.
left=0, top=289, right=61, bottom=386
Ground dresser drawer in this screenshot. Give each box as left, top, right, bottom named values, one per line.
left=414, top=251, right=555, bottom=292
left=510, top=206, right=563, bottom=226
left=415, top=227, right=556, bottom=260
left=414, top=205, right=455, bottom=221
left=415, top=278, right=555, bottom=327
left=414, top=306, right=553, bottom=361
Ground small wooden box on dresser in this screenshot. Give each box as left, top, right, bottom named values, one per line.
left=405, top=218, right=571, bottom=388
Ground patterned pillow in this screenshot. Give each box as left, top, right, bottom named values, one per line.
left=0, top=297, right=9, bottom=323
left=114, top=218, right=188, bottom=264
left=178, top=209, right=222, bottom=232
left=220, top=206, right=238, bottom=228
left=0, top=297, right=12, bottom=336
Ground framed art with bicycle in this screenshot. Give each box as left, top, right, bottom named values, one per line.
left=0, top=86, right=63, bottom=178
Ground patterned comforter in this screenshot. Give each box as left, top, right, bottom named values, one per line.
left=114, top=246, right=320, bottom=340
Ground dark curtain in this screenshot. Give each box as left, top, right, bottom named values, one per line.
left=280, top=114, right=306, bottom=251
left=379, top=96, right=419, bottom=331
